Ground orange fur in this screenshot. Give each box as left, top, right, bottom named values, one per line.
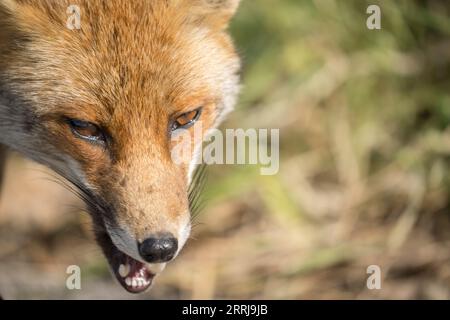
left=0, top=0, right=241, bottom=293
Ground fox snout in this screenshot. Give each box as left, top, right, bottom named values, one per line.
left=139, top=233, right=178, bottom=263
left=96, top=153, right=192, bottom=264
left=106, top=222, right=187, bottom=264
left=92, top=158, right=194, bottom=293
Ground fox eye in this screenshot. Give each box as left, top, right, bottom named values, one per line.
left=171, top=108, right=202, bottom=131
left=68, top=119, right=105, bottom=143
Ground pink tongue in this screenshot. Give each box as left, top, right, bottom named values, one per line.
left=126, top=256, right=152, bottom=280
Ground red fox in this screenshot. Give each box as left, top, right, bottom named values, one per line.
left=0, top=0, right=240, bottom=294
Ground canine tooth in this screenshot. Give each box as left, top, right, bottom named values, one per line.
left=125, top=277, right=132, bottom=286
left=118, top=264, right=130, bottom=278
left=146, top=263, right=166, bottom=274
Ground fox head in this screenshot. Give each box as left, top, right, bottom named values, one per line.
left=0, top=0, right=240, bottom=293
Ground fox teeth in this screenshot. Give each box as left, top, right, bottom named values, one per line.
left=118, top=264, right=130, bottom=278
left=125, top=277, right=132, bottom=286
left=146, top=263, right=166, bottom=274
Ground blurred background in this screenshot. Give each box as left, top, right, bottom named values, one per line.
left=1, top=0, right=450, bottom=299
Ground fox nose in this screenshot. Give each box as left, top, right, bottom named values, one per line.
left=139, top=234, right=178, bottom=263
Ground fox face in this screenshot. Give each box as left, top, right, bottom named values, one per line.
left=0, top=0, right=240, bottom=293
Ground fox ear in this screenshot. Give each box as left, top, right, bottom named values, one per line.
left=188, top=0, right=241, bottom=30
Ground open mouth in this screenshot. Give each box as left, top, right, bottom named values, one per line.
left=98, top=227, right=166, bottom=294
left=110, top=242, right=168, bottom=294
left=113, top=250, right=155, bottom=293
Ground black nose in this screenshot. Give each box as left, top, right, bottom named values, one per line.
left=139, top=234, right=178, bottom=263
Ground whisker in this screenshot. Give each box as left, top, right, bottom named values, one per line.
left=188, top=164, right=208, bottom=223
